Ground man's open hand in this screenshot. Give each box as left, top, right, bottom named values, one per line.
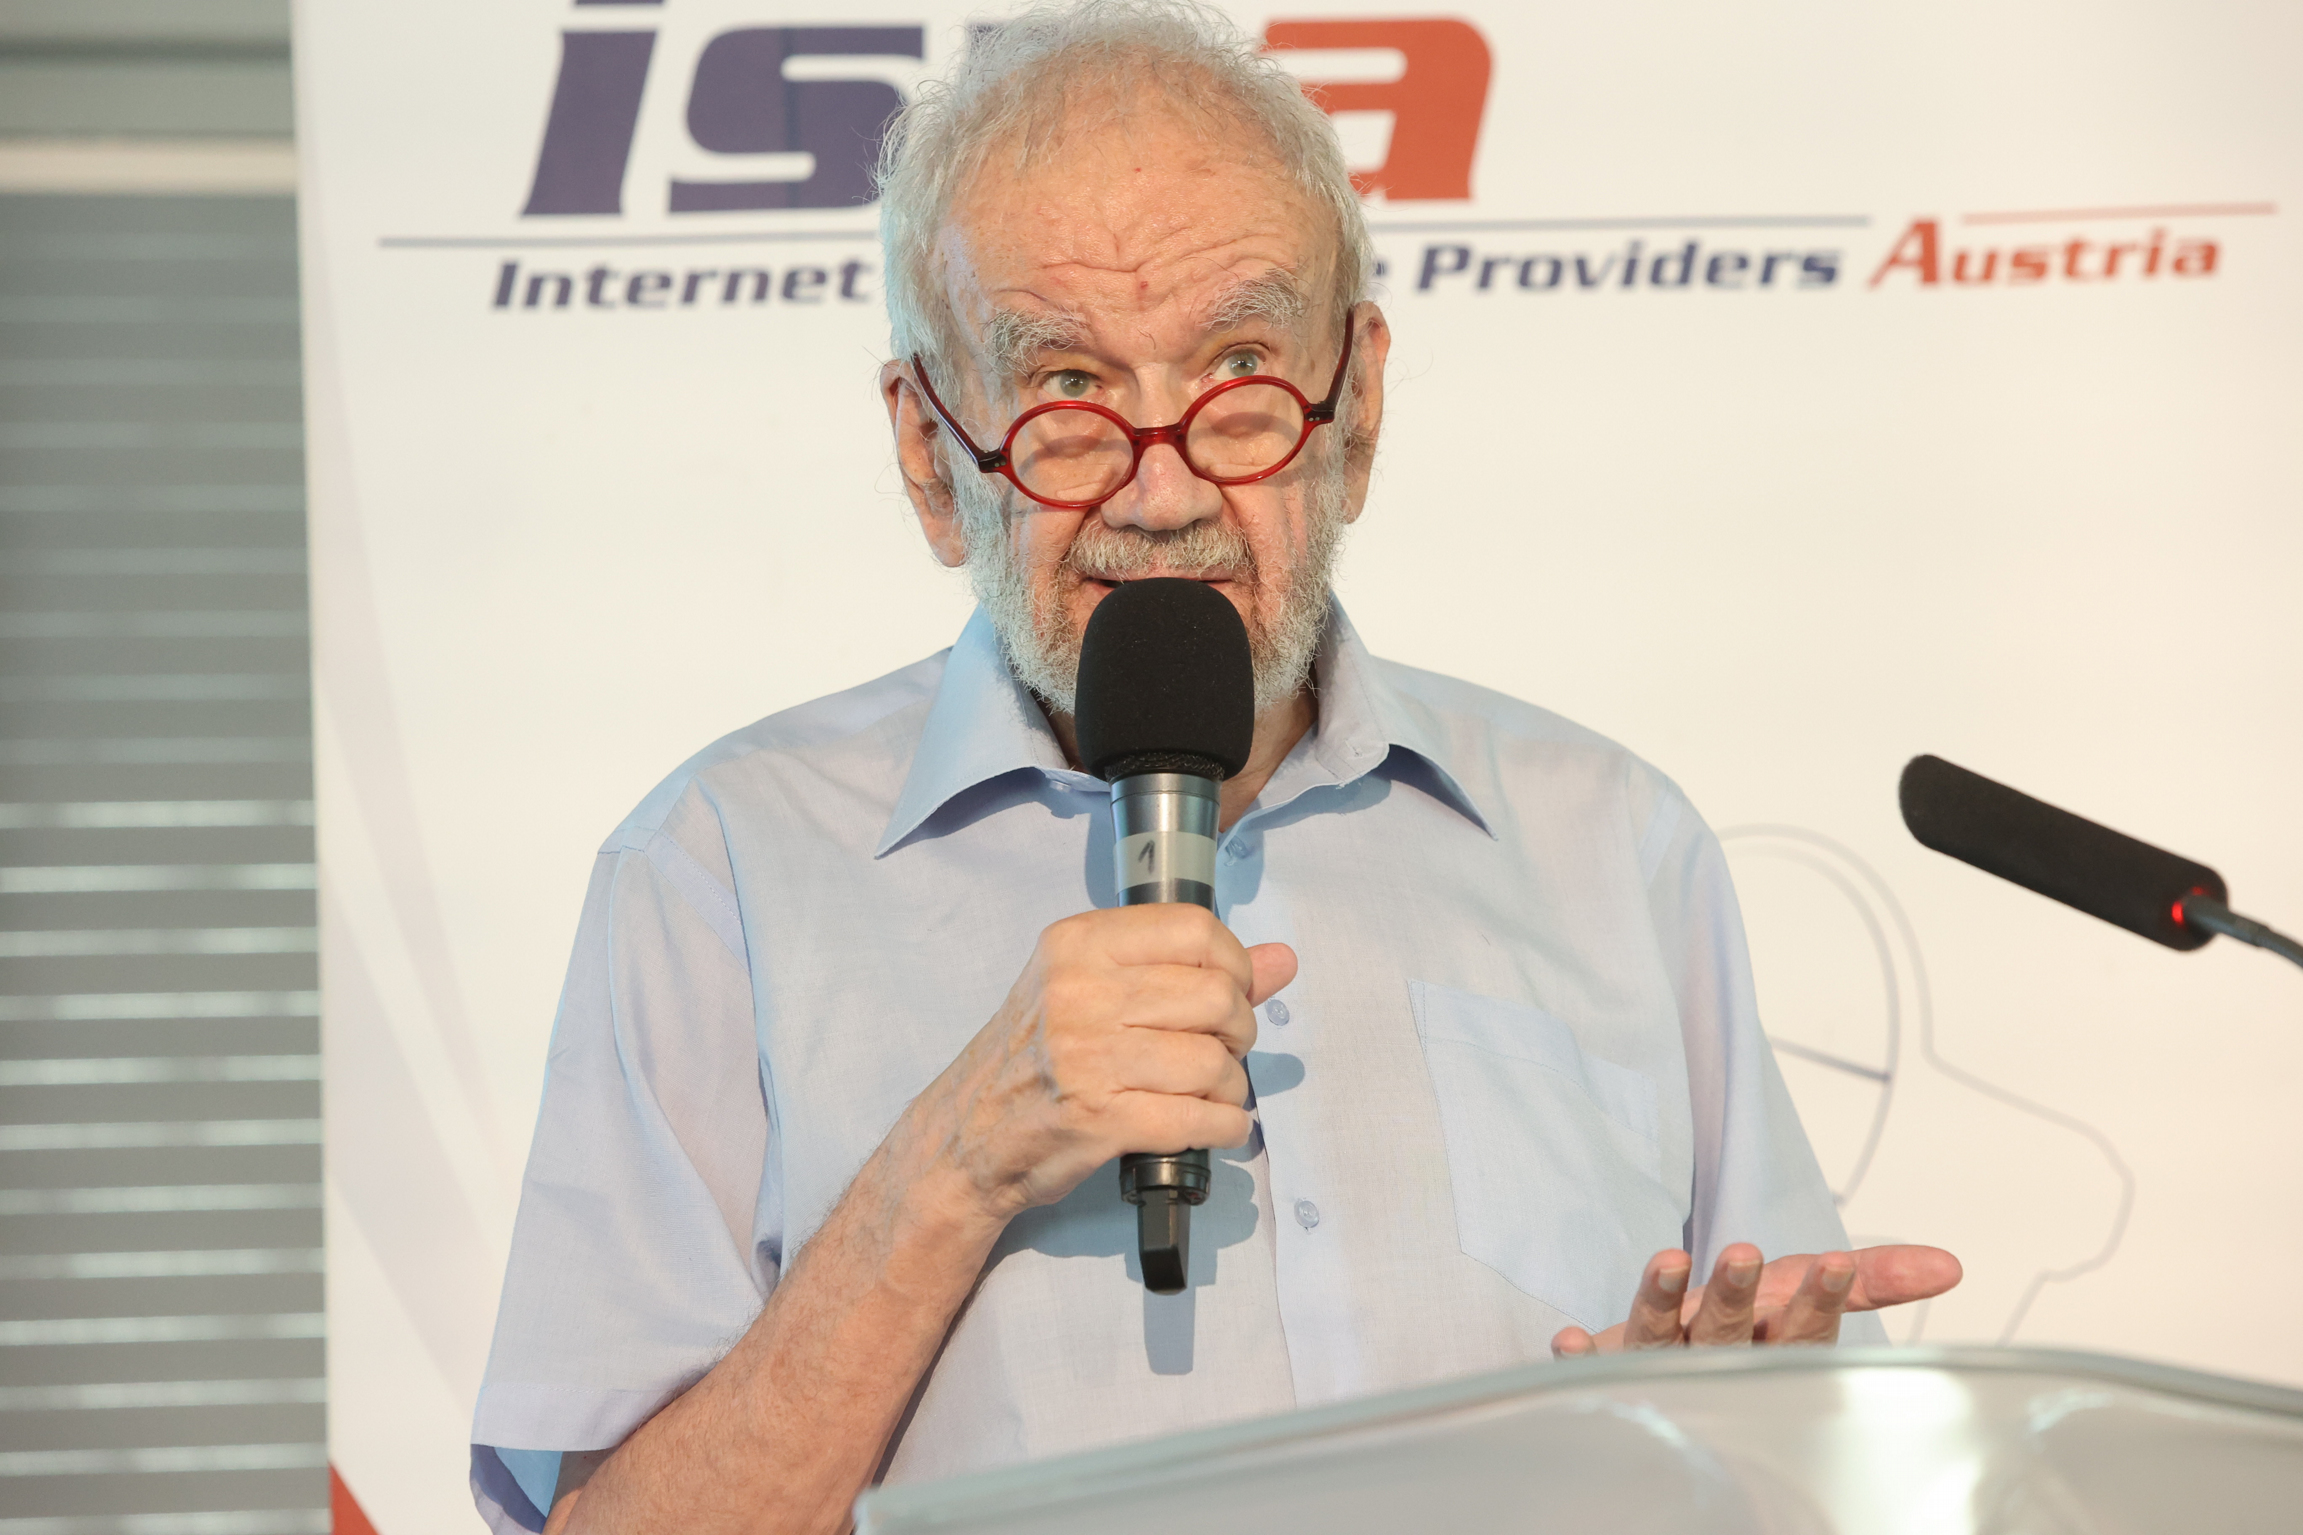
left=1551, top=1243, right=1963, bottom=1356
left=897, top=905, right=1296, bottom=1229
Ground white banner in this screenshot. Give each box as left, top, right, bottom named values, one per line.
left=294, top=2, right=2303, bottom=1526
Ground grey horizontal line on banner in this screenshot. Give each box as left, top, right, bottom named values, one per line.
left=0, top=1312, right=325, bottom=1346
left=0, top=927, right=315, bottom=959
left=383, top=216, right=1877, bottom=249
left=0, top=361, right=301, bottom=387
left=0, top=1120, right=322, bottom=1151
left=0, top=1055, right=319, bottom=1086
left=0, top=800, right=314, bottom=829
left=1367, top=214, right=1873, bottom=234
left=0, top=1247, right=322, bottom=1280
left=0, top=740, right=312, bottom=767
left=0, top=37, right=289, bottom=59
left=0, top=1377, right=326, bottom=1412
left=385, top=227, right=879, bottom=250
left=0, top=1512, right=333, bottom=1535
left=0, top=235, right=293, bottom=265
left=0, top=864, right=315, bottom=894
left=0, top=613, right=306, bottom=638
left=0, top=298, right=300, bottom=325
left=7, top=549, right=306, bottom=575
left=0, top=484, right=304, bottom=514
left=0, top=675, right=307, bottom=703
left=0, top=1182, right=321, bottom=1215
left=0, top=498, right=303, bottom=521
left=0, top=990, right=320, bottom=1021
left=0, top=494, right=303, bottom=520
left=0, top=423, right=303, bottom=451
left=0, top=1441, right=327, bottom=1477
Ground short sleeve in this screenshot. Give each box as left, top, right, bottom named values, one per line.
left=470, top=786, right=779, bottom=1530
left=1635, top=772, right=1887, bottom=1345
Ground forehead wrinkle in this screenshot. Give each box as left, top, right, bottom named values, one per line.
left=973, top=260, right=1312, bottom=382
left=1016, top=236, right=1310, bottom=336
left=945, top=165, right=1323, bottom=342
left=949, top=202, right=1327, bottom=379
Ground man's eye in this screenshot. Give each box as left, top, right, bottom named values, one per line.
left=1049, top=370, right=1095, bottom=399
left=1219, top=352, right=1263, bottom=380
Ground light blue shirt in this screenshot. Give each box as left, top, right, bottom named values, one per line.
left=470, top=603, right=1866, bottom=1529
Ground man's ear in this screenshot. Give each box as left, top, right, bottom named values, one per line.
left=1339, top=302, right=1391, bottom=526
left=881, top=359, right=967, bottom=568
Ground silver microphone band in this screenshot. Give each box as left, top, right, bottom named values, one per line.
left=1111, top=772, right=1220, bottom=909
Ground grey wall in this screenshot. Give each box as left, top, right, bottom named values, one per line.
left=1, top=5, right=323, bottom=1531
left=0, top=1, right=294, bottom=139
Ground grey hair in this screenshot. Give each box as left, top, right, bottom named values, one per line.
left=876, top=0, right=1373, bottom=385
left=983, top=307, right=1090, bottom=380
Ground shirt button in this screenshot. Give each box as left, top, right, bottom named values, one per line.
left=1266, top=999, right=1291, bottom=1027
left=1293, top=1198, right=1321, bottom=1230
left=1222, top=840, right=1246, bottom=863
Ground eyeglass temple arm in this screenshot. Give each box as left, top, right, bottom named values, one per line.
left=908, top=357, right=1007, bottom=472
left=1302, top=319, right=1357, bottom=426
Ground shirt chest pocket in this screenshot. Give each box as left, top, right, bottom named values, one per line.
left=1409, top=980, right=1685, bottom=1331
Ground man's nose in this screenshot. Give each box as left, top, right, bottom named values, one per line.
left=1098, top=395, right=1221, bottom=533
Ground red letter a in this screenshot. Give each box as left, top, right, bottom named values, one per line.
left=1868, top=218, right=1941, bottom=287
left=1266, top=20, right=1492, bottom=201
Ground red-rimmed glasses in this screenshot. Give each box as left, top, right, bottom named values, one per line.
left=910, top=323, right=1354, bottom=510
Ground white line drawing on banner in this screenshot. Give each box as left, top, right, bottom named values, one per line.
left=1721, top=825, right=2135, bottom=1345
left=1720, top=831, right=1899, bottom=1210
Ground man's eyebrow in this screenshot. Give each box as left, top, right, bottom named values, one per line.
left=984, top=306, right=1092, bottom=378
left=1202, top=270, right=1307, bottom=334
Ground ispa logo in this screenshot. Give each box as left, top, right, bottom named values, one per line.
left=517, top=12, right=1495, bottom=220
left=488, top=9, right=2269, bottom=317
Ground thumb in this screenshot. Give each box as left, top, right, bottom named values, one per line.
left=1245, top=943, right=1298, bottom=1007
left=1847, top=1244, right=1963, bottom=1312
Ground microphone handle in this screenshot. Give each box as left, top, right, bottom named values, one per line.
left=1110, top=771, right=1221, bottom=1294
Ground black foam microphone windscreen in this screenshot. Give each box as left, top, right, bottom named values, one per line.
left=1074, top=578, right=1255, bottom=781
left=1899, top=755, right=2227, bottom=950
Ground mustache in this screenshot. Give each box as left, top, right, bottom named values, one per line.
left=1062, top=518, right=1259, bottom=584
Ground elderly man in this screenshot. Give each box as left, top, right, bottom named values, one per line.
left=471, top=3, right=1959, bottom=1531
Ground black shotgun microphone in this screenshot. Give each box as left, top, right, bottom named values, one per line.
left=1899, top=754, right=2303, bottom=969
left=1074, top=578, right=1255, bottom=1295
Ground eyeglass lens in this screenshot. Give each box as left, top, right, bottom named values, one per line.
left=1008, top=382, right=1310, bottom=504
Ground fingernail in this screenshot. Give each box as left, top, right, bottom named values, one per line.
left=1657, top=1266, right=1689, bottom=1296
left=1823, top=1260, right=1855, bottom=1294
left=1728, top=1258, right=1760, bottom=1285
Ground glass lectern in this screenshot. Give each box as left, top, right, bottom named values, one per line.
left=854, top=1346, right=2303, bottom=1534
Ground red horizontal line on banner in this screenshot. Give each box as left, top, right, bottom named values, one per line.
left=1368, top=214, right=1870, bottom=234
left=1962, top=202, right=2276, bottom=225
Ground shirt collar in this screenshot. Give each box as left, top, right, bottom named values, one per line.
left=1285, top=603, right=1494, bottom=838
left=875, top=600, right=1492, bottom=857
left=875, top=607, right=1083, bottom=856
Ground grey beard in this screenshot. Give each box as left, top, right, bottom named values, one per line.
left=952, top=447, right=1349, bottom=716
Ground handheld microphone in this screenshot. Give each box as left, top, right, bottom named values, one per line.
left=1899, top=755, right=2302, bottom=969
left=1074, top=578, right=1255, bottom=1295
